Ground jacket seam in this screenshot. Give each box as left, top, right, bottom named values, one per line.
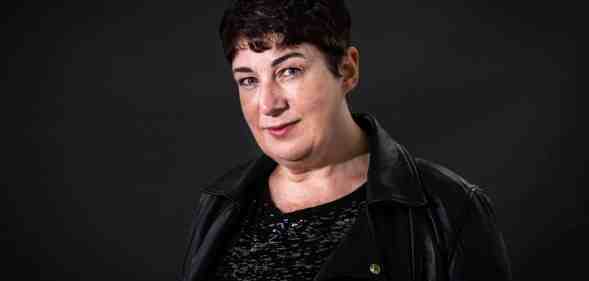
left=447, top=185, right=479, bottom=268
left=408, top=207, right=416, bottom=281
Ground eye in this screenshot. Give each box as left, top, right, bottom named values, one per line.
left=278, top=67, right=303, bottom=79
left=237, top=77, right=258, bottom=89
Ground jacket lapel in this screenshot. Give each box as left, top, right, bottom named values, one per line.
left=185, top=199, right=240, bottom=281
left=311, top=193, right=382, bottom=280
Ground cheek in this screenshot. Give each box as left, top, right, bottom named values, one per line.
left=294, top=77, right=331, bottom=112
left=294, top=73, right=341, bottom=119
left=239, top=93, right=258, bottom=128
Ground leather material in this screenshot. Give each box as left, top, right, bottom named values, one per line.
left=179, top=113, right=511, bottom=281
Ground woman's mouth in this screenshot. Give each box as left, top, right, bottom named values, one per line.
left=266, top=120, right=299, bottom=138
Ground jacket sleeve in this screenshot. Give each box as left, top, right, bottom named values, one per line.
left=448, top=186, right=512, bottom=281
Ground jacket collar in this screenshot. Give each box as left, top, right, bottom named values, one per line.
left=201, top=112, right=427, bottom=208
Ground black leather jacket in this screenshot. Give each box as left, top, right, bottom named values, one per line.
left=179, top=113, right=511, bottom=281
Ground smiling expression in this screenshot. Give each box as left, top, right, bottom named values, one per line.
left=232, top=41, right=354, bottom=163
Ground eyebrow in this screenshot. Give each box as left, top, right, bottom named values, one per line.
left=232, top=52, right=306, bottom=74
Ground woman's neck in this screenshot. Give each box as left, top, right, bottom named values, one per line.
left=268, top=111, right=370, bottom=212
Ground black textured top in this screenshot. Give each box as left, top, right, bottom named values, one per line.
left=212, top=181, right=367, bottom=281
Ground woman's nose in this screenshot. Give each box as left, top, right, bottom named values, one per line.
left=260, top=81, right=288, bottom=116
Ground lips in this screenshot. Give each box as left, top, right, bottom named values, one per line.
left=265, top=120, right=299, bottom=137
left=265, top=120, right=299, bottom=130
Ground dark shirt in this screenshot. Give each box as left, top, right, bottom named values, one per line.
left=213, top=181, right=367, bottom=281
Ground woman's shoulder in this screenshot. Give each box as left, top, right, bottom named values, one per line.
left=414, top=158, right=480, bottom=197
left=414, top=157, right=498, bottom=231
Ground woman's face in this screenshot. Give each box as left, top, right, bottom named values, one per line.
left=232, top=42, right=353, bottom=163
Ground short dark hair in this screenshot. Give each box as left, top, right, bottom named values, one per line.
left=219, top=0, right=352, bottom=78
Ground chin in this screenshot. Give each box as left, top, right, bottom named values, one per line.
left=263, top=140, right=312, bottom=163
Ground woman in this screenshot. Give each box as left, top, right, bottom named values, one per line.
left=179, top=1, right=511, bottom=280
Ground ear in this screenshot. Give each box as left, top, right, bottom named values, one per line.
left=340, top=46, right=360, bottom=93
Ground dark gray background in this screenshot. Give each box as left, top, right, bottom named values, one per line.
left=6, top=1, right=582, bottom=280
